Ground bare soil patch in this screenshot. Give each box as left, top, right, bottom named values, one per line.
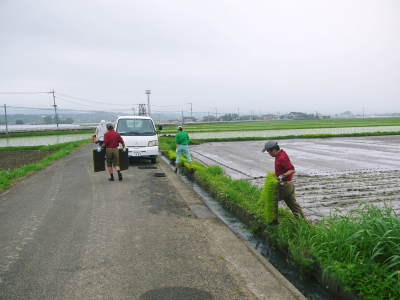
left=0, top=150, right=55, bottom=170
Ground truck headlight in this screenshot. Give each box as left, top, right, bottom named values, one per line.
left=148, top=140, right=158, bottom=147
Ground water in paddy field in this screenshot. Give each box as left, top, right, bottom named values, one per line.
left=0, top=124, right=89, bottom=132
left=189, top=125, right=400, bottom=139
left=190, top=135, right=400, bottom=222
left=0, top=134, right=90, bottom=147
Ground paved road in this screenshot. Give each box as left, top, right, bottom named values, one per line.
left=0, top=145, right=303, bottom=300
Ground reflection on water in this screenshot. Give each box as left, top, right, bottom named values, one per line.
left=0, top=134, right=90, bottom=147
left=190, top=126, right=400, bottom=139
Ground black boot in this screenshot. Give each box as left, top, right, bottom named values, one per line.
left=117, top=171, right=123, bottom=181
left=108, top=173, right=114, bottom=181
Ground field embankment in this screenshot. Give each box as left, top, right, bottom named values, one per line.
left=0, top=139, right=90, bottom=190
left=161, top=117, right=400, bottom=133
left=159, top=136, right=400, bottom=299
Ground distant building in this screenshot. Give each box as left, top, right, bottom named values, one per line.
left=260, top=114, right=279, bottom=121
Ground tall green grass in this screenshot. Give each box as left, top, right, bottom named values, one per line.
left=270, top=205, right=400, bottom=299
left=0, top=139, right=90, bottom=190
left=159, top=136, right=400, bottom=299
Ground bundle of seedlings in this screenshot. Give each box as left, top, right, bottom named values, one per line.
left=257, top=172, right=278, bottom=223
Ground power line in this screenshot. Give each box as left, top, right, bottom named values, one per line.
left=8, top=105, right=54, bottom=111
left=56, top=95, right=99, bottom=108
left=0, top=91, right=51, bottom=95
left=57, top=92, right=135, bottom=106
left=7, top=104, right=112, bottom=114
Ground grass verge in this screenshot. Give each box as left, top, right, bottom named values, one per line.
left=0, top=139, right=90, bottom=190
left=0, top=129, right=93, bottom=138
left=160, top=136, right=400, bottom=299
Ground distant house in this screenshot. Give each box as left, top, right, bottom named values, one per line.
left=260, top=114, right=279, bottom=121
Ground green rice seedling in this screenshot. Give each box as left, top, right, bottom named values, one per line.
left=258, top=172, right=278, bottom=223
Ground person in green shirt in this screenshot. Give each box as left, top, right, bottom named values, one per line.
left=175, top=126, right=193, bottom=173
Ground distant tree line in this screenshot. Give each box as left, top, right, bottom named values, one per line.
left=198, top=112, right=330, bottom=122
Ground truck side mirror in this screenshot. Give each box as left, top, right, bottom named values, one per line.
left=157, top=125, right=163, bottom=131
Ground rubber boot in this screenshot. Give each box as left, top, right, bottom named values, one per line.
left=108, top=173, right=114, bottom=181
left=118, top=170, right=123, bottom=181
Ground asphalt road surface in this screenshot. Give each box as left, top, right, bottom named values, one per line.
left=0, top=145, right=303, bottom=300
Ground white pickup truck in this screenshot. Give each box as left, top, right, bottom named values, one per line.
left=115, top=116, right=159, bottom=163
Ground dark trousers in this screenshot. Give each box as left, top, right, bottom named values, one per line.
left=274, top=181, right=305, bottom=219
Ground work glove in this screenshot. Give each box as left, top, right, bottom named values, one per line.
left=278, top=175, right=285, bottom=182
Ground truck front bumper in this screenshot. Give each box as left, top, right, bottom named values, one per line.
left=127, top=146, right=159, bottom=158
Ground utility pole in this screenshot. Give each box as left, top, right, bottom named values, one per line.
left=3, top=104, right=8, bottom=135
left=181, top=109, right=184, bottom=125
left=237, top=107, right=240, bottom=120
left=188, top=102, right=193, bottom=118
left=51, top=90, right=59, bottom=128
left=207, top=111, right=210, bottom=122
left=362, top=106, right=365, bottom=119
left=145, top=90, right=151, bottom=117
left=215, top=107, right=218, bottom=121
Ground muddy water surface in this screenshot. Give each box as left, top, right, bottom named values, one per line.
left=190, top=125, right=400, bottom=139
left=191, top=135, right=400, bottom=221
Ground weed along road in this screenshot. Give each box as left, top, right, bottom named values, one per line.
left=0, top=144, right=304, bottom=300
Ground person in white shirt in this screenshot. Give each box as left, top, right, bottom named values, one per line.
left=95, top=120, right=107, bottom=146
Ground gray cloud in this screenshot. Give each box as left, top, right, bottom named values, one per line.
left=1, top=0, right=399, bottom=115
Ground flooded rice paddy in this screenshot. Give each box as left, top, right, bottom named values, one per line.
left=189, top=125, right=400, bottom=139
left=0, top=134, right=90, bottom=147
left=190, top=135, right=400, bottom=221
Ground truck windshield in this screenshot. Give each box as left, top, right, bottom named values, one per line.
left=116, top=119, right=156, bottom=136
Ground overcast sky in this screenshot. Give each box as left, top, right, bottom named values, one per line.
left=1, top=0, right=399, bottom=115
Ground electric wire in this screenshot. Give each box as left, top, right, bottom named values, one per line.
left=0, top=91, right=51, bottom=95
